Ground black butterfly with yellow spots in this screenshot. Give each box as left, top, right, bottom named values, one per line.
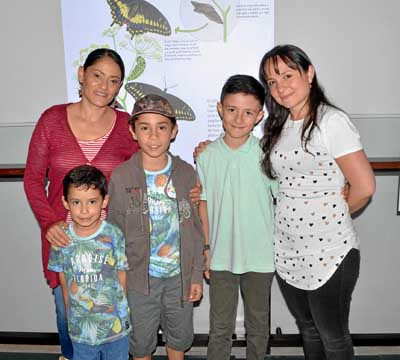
left=126, top=82, right=196, bottom=121
left=107, top=0, right=171, bottom=38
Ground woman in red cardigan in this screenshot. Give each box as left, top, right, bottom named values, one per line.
left=24, top=48, right=139, bottom=360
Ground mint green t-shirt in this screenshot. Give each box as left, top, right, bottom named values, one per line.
left=197, top=134, right=277, bottom=274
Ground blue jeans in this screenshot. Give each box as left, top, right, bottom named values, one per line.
left=53, top=285, right=73, bottom=359
left=276, top=248, right=360, bottom=360
left=72, top=335, right=129, bottom=360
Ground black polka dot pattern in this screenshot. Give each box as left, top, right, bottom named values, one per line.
left=270, top=117, right=360, bottom=290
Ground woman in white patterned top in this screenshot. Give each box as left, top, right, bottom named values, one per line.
left=259, top=44, right=375, bottom=360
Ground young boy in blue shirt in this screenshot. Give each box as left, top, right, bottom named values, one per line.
left=197, top=75, right=277, bottom=360
left=107, top=94, right=204, bottom=360
left=48, top=165, right=131, bottom=360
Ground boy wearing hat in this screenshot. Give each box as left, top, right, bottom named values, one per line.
left=107, top=94, right=204, bottom=360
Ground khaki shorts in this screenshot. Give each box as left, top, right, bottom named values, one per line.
left=127, top=275, right=194, bottom=357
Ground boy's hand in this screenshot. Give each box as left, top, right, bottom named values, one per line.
left=193, top=140, right=211, bottom=162
left=189, top=181, right=202, bottom=205
left=46, top=221, right=70, bottom=247
left=204, top=249, right=211, bottom=280
left=189, top=283, right=203, bottom=302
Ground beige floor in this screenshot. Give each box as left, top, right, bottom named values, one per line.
left=1, top=344, right=400, bottom=356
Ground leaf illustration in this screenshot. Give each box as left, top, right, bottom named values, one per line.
left=191, top=1, right=223, bottom=24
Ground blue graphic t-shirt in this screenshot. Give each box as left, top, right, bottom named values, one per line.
left=48, top=221, right=131, bottom=346
left=145, top=155, right=180, bottom=277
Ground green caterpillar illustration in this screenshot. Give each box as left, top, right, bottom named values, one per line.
left=127, top=56, right=146, bottom=81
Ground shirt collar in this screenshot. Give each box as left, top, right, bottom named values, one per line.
left=218, top=133, right=257, bottom=154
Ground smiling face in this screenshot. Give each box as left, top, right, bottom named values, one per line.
left=264, top=56, right=314, bottom=120
left=78, top=56, right=122, bottom=108
left=63, top=185, right=109, bottom=237
left=217, top=92, right=264, bottom=149
left=130, top=113, right=178, bottom=171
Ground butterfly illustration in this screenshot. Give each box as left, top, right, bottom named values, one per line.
left=126, top=82, right=196, bottom=121
left=107, top=0, right=171, bottom=38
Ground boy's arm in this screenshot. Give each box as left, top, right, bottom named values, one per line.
left=59, top=272, right=69, bottom=319
left=188, top=191, right=207, bottom=301
left=186, top=168, right=206, bottom=290
left=117, top=271, right=127, bottom=295
left=188, top=180, right=202, bottom=206
left=48, top=245, right=69, bottom=313
left=198, top=200, right=210, bottom=280
left=189, top=283, right=203, bottom=302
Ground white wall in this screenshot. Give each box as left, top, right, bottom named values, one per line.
left=1, top=0, right=399, bottom=335
left=274, top=0, right=400, bottom=116
left=1, top=0, right=66, bottom=128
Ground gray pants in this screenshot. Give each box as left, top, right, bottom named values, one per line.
left=207, top=271, right=274, bottom=360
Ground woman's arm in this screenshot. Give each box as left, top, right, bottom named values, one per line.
left=24, top=115, right=70, bottom=246
left=335, top=149, right=376, bottom=214
left=24, top=117, right=58, bottom=229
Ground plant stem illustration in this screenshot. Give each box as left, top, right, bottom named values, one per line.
left=175, top=23, right=209, bottom=34
left=212, top=0, right=231, bottom=42
left=189, top=0, right=231, bottom=42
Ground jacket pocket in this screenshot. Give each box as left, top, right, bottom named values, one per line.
left=125, top=234, right=147, bottom=273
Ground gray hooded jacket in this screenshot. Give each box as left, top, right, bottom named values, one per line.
left=107, top=151, right=204, bottom=300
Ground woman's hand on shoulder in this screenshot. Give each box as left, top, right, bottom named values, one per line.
left=46, top=221, right=70, bottom=247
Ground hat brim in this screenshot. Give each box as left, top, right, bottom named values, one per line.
left=129, top=109, right=176, bottom=122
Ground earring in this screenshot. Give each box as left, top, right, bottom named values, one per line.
left=78, top=81, right=83, bottom=98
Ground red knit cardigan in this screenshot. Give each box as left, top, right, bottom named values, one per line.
left=24, top=104, right=139, bottom=288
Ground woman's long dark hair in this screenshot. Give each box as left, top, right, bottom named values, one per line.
left=259, top=44, right=335, bottom=179
left=83, top=48, right=125, bottom=82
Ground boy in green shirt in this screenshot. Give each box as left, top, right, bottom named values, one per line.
left=197, top=75, right=277, bottom=360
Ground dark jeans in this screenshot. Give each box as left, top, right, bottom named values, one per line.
left=207, top=271, right=274, bottom=360
left=276, top=248, right=360, bottom=360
